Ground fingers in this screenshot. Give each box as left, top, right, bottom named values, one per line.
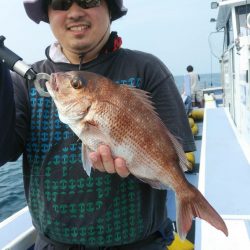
left=89, top=151, right=105, bottom=172
left=89, top=145, right=129, bottom=178
left=98, top=145, right=116, bottom=174
left=114, top=157, right=130, bottom=178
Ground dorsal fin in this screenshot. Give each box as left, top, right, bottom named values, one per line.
left=122, top=85, right=159, bottom=116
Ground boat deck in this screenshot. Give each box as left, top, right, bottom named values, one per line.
left=0, top=207, right=36, bottom=249
left=195, top=107, right=250, bottom=249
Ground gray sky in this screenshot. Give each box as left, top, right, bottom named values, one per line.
left=1, top=0, right=223, bottom=76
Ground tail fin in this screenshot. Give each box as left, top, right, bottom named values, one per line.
left=176, top=183, right=228, bottom=240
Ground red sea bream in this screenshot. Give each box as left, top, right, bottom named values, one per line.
left=46, top=71, right=228, bottom=240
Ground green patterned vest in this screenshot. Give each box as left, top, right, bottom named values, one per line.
left=25, top=81, right=167, bottom=246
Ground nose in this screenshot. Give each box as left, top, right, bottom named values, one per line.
left=67, top=2, right=86, bottom=20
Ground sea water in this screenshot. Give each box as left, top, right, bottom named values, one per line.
left=174, top=72, right=221, bottom=92
left=0, top=73, right=221, bottom=223
left=0, top=157, right=26, bottom=222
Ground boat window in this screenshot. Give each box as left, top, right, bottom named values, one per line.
left=224, top=14, right=234, bottom=49
left=236, top=4, right=250, bottom=36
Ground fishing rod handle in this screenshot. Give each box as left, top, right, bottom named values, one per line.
left=0, top=36, right=22, bottom=69
left=0, top=36, right=36, bottom=80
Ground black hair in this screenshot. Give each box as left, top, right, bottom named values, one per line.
left=186, top=65, right=194, bottom=72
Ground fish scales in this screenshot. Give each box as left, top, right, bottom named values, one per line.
left=87, top=91, right=164, bottom=180
left=46, top=70, right=228, bottom=240
left=88, top=82, right=177, bottom=182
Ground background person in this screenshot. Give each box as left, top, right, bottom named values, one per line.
left=182, top=65, right=202, bottom=109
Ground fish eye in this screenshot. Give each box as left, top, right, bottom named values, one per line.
left=70, top=77, right=83, bottom=89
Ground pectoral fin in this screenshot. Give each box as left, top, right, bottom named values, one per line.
left=85, top=121, right=110, bottom=142
left=80, top=121, right=112, bottom=176
left=82, top=144, right=93, bottom=177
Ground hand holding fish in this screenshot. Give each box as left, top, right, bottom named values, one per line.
left=89, top=145, right=130, bottom=177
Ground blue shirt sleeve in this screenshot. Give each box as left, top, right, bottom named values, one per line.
left=0, top=63, right=16, bottom=166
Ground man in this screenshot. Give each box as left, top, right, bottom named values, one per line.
left=0, top=0, right=195, bottom=249
left=183, top=65, right=202, bottom=108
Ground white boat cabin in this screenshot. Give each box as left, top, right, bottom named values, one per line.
left=212, top=0, right=250, bottom=155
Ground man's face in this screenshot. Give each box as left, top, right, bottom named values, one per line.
left=48, top=0, right=110, bottom=61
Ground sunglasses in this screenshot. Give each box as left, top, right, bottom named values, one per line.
left=49, top=0, right=101, bottom=11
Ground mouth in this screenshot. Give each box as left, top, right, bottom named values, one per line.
left=67, top=23, right=90, bottom=33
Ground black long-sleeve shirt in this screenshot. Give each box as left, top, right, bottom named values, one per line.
left=0, top=48, right=195, bottom=246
